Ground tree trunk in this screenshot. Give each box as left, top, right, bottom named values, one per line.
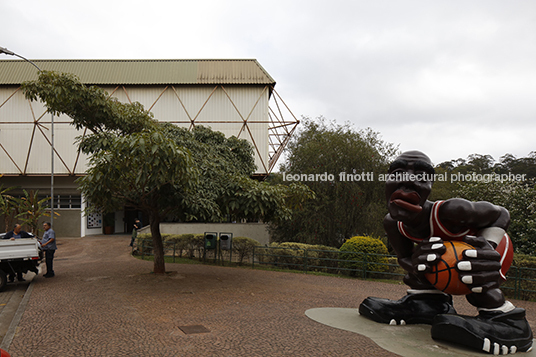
left=149, top=215, right=166, bottom=274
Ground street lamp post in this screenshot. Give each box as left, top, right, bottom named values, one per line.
left=0, top=46, right=55, bottom=228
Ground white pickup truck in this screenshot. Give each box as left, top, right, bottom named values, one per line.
left=0, top=234, right=42, bottom=291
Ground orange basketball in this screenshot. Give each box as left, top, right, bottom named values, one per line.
left=425, top=241, right=474, bottom=295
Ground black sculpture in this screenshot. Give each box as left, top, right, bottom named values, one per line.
left=359, top=151, right=533, bottom=354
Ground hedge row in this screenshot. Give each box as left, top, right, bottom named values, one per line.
left=257, top=242, right=339, bottom=271
left=256, top=236, right=396, bottom=277
left=135, top=233, right=260, bottom=264
left=134, top=235, right=536, bottom=301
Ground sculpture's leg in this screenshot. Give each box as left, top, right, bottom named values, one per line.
left=432, top=303, right=533, bottom=354
left=359, top=289, right=456, bottom=325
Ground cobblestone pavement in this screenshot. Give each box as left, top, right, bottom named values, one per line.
left=6, top=235, right=536, bottom=357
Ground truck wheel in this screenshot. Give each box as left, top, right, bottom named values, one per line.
left=0, top=270, right=6, bottom=292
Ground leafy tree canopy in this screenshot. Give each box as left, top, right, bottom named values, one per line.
left=270, top=116, right=398, bottom=247
left=431, top=152, right=536, bottom=254
left=456, top=180, right=536, bottom=255
left=22, top=71, right=312, bottom=273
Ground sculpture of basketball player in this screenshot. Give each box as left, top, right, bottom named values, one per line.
left=359, top=151, right=533, bottom=355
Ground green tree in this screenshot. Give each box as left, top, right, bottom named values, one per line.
left=269, top=117, right=397, bottom=247
left=496, top=152, right=536, bottom=180
left=430, top=152, right=536, bottom=254
left=22, top=71, right=311, bottom=273
left=431, top=150, right=536, bottom=190
left=455, top=179, right=536, bottom=254
left=15, top=189, right=58, bottom=234
left=0, top=183, right=19, bottom=232
left=77, top=130, right=197, bottom=273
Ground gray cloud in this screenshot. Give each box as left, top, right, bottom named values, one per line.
left=2, top=0, right=535, bottom=164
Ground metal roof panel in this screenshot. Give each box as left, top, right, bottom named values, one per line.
left=0, top=59, right=276, bottom=85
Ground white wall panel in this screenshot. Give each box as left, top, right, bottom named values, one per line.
left=1, top=84, right=271, bottom=175
left=0, top=89, right=40, bottom=124
left=109, top=85, right=271, bottom=173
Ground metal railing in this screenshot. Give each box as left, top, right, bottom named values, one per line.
left=503, top=265, right=536, bottom=300
left=132, top=240, right=536, bottom=301
left=133, top=238, right=231, bottom=264
left=252, top=246, right=403, bottom=279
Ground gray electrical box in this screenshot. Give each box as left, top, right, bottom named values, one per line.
left=219, top=233, right=233, bottom=250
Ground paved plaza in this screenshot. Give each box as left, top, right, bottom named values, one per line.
left=2, top=235, right=536, bottom=356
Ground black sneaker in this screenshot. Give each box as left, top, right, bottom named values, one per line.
left=359, top=293, right=457, bottom=325
left=431, top=308, right=533, bottom=354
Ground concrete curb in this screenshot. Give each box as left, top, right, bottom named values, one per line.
left=0, top=271, right=37, bottom=352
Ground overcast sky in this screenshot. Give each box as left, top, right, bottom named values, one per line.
left=2, top=0, right=535, bottom=166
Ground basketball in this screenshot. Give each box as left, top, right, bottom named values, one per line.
left=425, top=240, right=474, bottom=295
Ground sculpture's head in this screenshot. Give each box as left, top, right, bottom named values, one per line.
left=385, top=150, right=434, bottom=223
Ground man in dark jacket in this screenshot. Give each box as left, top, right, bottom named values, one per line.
left=4, top=224, right=33, bottom=240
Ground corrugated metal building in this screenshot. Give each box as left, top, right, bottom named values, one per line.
left=0, top=59, right=298, bottom=237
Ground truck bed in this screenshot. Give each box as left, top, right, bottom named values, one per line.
left=0, top=239, right=41, bottom=261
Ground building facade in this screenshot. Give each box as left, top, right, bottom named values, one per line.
left=0, top=59, right=298, bottom=237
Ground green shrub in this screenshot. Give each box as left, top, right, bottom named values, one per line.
left=136, top=233, right=153, bottom=255
left=259, top=242, right=339, bottom=271
left=339, top=236, right=389, bottom=276
left=262, top=242, right=308, bottom=270
left=502, top=253, right=536, bottom=301
left=135, top=233, right=204, bottom=259
left=387, top=256, right=405, bottom=280
left=231, top=236, right=260, bottom=264
left=190, top=234, right=204, bottom=258
left=163, top=234, right=195, bottom=257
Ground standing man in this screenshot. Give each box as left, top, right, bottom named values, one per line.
left=41, top=222, right=56, bottom=278
left=130, top=218, right=142, bottom=247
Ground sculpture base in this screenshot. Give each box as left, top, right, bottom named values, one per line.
left=305, top=307, right=536, bottom=356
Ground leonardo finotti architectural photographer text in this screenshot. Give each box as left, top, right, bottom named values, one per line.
left=282, top=172, right=527, bottom=183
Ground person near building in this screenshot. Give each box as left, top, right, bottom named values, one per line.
left=41, top=222, right=56, bottom=278
left=130, top=218, right=142, bottom=247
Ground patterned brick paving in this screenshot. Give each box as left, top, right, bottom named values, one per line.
left=7, top=235, right=536, bottom=357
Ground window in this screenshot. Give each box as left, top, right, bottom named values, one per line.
left=35, top=194, right=82, bottom=209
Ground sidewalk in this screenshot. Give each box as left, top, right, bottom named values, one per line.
left=5, top=235, right=536, bottom=357
left=0, top=274, right=35, bottom=349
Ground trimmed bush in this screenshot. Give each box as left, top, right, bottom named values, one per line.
left=162, top=234, right=191, bottom=257
left=260, top=242, right=306, bottom=270
left=259, top=242, right=339, bottom=272
left=387, top=256, right=405, bottom=280
left=190, top=234, right=205, bottom=258
left=135, top=233, right=204, bottom=259
left=231, top=236, right=260, bottom=264
left=502, top=253, right=536, bottom=301
left=339, top=236, right=389, bottom=276
left=167, top=233, right=203, bottom=258
left=136, top=233, right=153, bottom=255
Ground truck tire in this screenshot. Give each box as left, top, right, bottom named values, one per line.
left=0, top=269, right=6, bottom=292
